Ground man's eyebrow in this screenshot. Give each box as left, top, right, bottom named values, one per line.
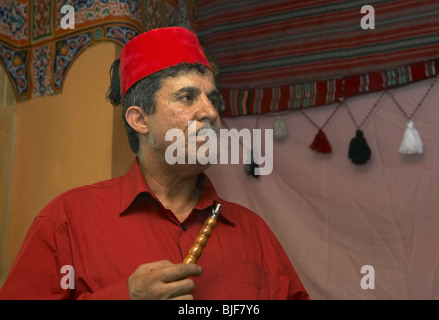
left=172, top=86, right=219, bottom=98
left=207, top=89, right=220, bottom=97
left=172, top=86, right=201, bottom=97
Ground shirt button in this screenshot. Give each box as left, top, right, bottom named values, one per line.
left=181, top=224, right=187, bottom=231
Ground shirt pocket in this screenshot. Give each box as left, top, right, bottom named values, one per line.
left=221, top=260, right=289, bottom=300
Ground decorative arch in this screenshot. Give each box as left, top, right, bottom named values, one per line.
left=0, top=0, right=197, bottom=102
left=50, top=25, right=137, bottom=97
left=0, top=44, right=28, bottom=100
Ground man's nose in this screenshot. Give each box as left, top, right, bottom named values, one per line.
left=196, top=94, right=219, bottom=123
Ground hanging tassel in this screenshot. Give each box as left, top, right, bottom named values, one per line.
left=244, top=149, right=259, bottom=178
left=348, top=129, right=371, bottom=165
left=310, top=129, right=332, bottom=153
left=399, top=120, right=423, bottom=154
left=273, top=115, right=287, bottom=141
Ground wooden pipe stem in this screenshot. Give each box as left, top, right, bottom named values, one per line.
left=182, top=202, right=221, bottom=264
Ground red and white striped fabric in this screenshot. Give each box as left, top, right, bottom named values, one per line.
left=197, top=0, right=439, bottom=117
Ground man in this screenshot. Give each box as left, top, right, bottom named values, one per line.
left=0, top=27, right=308, bottom=300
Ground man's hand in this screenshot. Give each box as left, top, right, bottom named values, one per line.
left=128, top=260, right=203, bottom=300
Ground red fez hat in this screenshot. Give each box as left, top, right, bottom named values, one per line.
left=120, top=27, right=212, bottom=96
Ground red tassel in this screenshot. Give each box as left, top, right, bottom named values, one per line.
left=310, top=129, right=332, bottom=153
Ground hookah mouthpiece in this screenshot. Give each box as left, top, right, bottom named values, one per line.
left=182, top=201, right=222, bottom=264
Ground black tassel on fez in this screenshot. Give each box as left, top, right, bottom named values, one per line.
left=106, top=58, right=122, bottom=106
left=348, top=130, right=371, bottom=165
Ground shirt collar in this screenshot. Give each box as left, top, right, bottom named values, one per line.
left=119, top=159, right=235, bottom=225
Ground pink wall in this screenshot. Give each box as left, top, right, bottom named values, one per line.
left=206, top=78, right=439, bottom=299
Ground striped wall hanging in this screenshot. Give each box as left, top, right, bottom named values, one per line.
left=197, top=0, right=439, bottom=117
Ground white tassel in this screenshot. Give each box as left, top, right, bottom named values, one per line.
left=273, top=115, right=287, bottom=140
left=399, top=120, right=423, bottom=154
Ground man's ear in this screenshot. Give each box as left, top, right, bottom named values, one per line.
left=125, top=106, right=149, bottom=134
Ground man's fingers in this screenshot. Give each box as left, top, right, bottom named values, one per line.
left=159, top=263, right=203, bottom=283
left=128, top=261, right=202, bottom=300
left=138, top=260, right=174, bottom=274
left=171, top=294, right=194, bottom=300
left=166, top=278, right=196, bottom=299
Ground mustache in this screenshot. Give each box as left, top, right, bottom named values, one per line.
left=189, top=125, right=218, bottom=136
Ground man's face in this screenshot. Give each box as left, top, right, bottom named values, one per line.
left=145, top=69, right=221, bottom=164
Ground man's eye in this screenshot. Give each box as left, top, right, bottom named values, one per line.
left=209, top=98, right=219, bottom=107
left=182, top=95, right=193, bottom=101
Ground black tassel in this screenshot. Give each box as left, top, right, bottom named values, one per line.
left=106, top=58, right=122, bottom=106
left=348, top=129, right=371, bottom=165
left=244, top=149, right=259, bottom=178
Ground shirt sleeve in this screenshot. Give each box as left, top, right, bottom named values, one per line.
left=0, top=215, right=73, bottom=300
left=278, top=244, right=310, bottom=300
left=0, top=212, right=130, bottom=300
left=256, top=214, right=310, bottom=300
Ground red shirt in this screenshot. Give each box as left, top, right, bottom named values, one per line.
left=0, top=159, right=308, bottom=300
